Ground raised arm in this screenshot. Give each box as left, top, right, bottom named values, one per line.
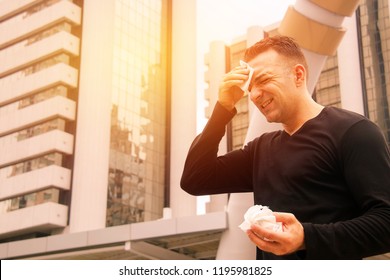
left=181, top=65, right=253, bottom=196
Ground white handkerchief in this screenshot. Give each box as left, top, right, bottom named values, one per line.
left=239, top=60, right=254, bottom=95
left=239, top=205, right=283, bottom=236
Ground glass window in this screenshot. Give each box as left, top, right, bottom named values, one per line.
left=0, top=153, right=63, bottom=179
left=106, top=0, right=169, bottom=226
left=0, top=188, right=62, bottom=214
left=357, top=0, right=390, bottom=144
left=0, top=119, right=66, bottom=147
left=313, top=54, right=342, bottom=108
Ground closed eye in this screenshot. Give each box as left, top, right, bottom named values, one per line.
left=249, top=74, right=273, bottom=92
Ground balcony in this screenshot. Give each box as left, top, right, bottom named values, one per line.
left=0, top=31, right=80, bottom=78
left=0, top=63, right=78, bottom=106
left=0, top=1, right=81, bottom=48
left=0, top=95, right=76, bottom=136
left=0, top=165, right=71, bottom=200
left=0, top=0, right=41, bottom=21
left=0, top=202, right=68, bottom=239
left=0, top=130, right=74, bottom=168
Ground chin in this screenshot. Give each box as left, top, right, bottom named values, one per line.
left=262, top=112, right=276, bottom=122
left=266, top=118, right=277, bottom=123
left=258, top=107, right=280, bottom=123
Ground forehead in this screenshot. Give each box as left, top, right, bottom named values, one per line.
left=247, top=49, right=289, bottom=77
left=247, top=49, right=282, bottom=69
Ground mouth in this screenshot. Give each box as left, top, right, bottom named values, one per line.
left=261, top=98, right=273, bottom=109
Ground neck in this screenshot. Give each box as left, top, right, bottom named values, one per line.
left=283, top=96, right=324, bottom=135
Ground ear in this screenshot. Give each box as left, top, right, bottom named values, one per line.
left=294, top=64, right=306, bottom=87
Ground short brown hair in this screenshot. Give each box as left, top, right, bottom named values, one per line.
left=244, top=35, right=308, bottom=72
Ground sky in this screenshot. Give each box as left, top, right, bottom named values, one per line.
left=195, top=0, right=295, bottom=213
left=196, top=0, right=295, bottom=51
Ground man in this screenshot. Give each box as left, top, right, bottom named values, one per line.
left=180, top=36, right=390, bottom=259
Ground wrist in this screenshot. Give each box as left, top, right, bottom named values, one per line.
left=218, top=101, right=235, bottom=112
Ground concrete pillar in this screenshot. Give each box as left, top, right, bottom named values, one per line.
left=70, top=0, right=114, bottom=232
left=338, top=14, right=365, bottom=115
left=170, top=0, right=198, bottom=218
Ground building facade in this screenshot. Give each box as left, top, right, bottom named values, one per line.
left=0, top=0, right=223, bottom=260
left=313, top=0, right=390, bottom=146
left=105, top=0, right=170, bottom=226
left=0, top=0, right=82, bottom=241
left=0, top=0, right=170, bottom=241
left=2, top=0, right=389, bottom=260
left=356, top=0, right=390, bottom=144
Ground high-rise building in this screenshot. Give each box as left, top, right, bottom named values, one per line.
left=1, top=0, right=83, bottom=241
left=0, top=0, right=226, bottom=260
left=313, top=0, right=390, bottom=146
left=356, top=0, right=390, bottom=144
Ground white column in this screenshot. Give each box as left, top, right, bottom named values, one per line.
left=204, top=41, right=226, bottom=119
left=170, top=0, right=197, bottom=217
left=338, top=14, right=365, bottom=115
left=69, top=0, right=114, bottom=232
left=204, top=41, right=229, bottom=214
left=216, top=26, right=265, bottom=260
left=246, top=26, right=265, bottom=121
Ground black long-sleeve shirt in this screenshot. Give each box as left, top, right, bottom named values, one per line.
left=181, top=102, right=390, bottom=259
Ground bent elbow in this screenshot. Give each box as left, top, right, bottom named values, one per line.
left=180, top=175, right=201, bottom=196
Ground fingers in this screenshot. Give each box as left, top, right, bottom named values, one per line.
left=246, top=213, right=306, bottom=256
left=273, top=212, right=297, bottom=224
left=247, top=227, right=285, bottom=255
left=220, top=79, right=246, bottom=88
left=249, top=224, right=281, bottom=243
left=218, top=66, right=251, bottom=110
left=220, top=68, right=251, bottom=94
left=223, top=67, right=250, bottom=83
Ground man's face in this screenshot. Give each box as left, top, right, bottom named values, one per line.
left=248, top=49, right=299, bottom=124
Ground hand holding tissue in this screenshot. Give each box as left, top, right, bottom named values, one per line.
left=239, top=60, right=254, bottom=95
left=239, top=205, right=283, bottom=235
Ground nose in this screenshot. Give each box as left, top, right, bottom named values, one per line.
left=249, top=88, right=263, bottom=103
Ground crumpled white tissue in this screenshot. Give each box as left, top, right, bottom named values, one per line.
left=239, top=60, right=254, bottom=95
left=239, top=205, right=283, bottom=234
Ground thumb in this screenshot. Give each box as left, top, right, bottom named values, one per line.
left=273, top=212, right=297, bottom=224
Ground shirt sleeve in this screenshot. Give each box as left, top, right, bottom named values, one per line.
left=303, top=120, right=390, bottom=259
left=180, top=102, right=254, bottom=195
